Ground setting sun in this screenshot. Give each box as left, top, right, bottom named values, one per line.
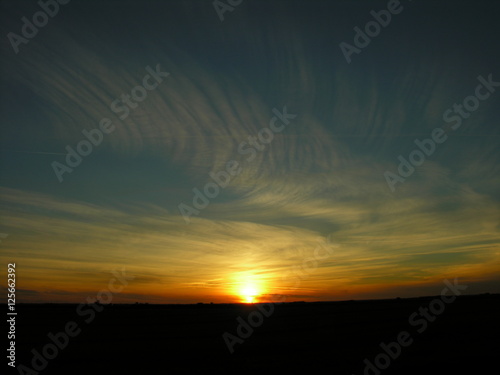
left=240, top=285, right=259, bottom=303
left=231, top=272, right=266, bottom=303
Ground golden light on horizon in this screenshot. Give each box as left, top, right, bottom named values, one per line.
left=240, top=284, right=259, bottom=303
left=232, top=272, right=267, bottom=303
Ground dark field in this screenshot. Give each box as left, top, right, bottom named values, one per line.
left=5, top=294, right=499, bottom=375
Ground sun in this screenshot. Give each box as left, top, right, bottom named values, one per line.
left=231, top=272, right=266, bottom=303
left=240, top=285, right=259, bottom=303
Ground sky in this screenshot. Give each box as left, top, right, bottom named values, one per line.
left=0, top=0, right=499, bottom=304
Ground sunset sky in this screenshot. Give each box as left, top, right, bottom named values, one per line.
left=1, top=0, right=499, bottom=304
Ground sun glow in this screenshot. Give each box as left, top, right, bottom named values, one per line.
left=232, top=273, right=266, bottom=303
left=240, top=284, right=259, bottom=303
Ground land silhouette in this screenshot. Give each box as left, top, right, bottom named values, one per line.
left=5, top=293, right=499, bottom=374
